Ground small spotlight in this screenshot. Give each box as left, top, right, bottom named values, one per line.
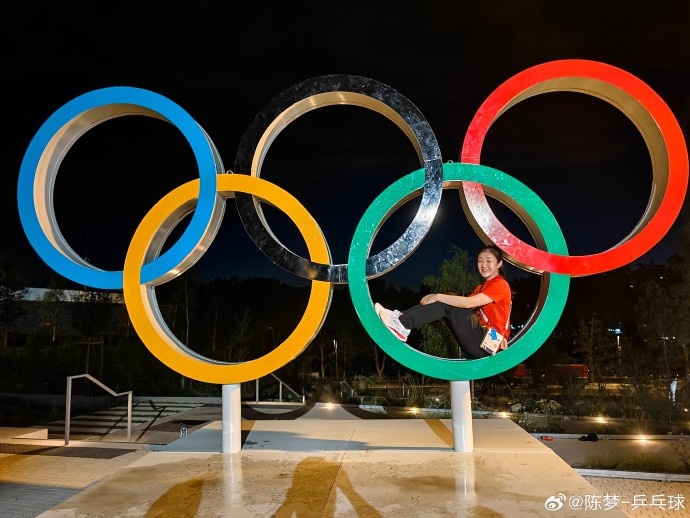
left=595, top=417, right=607, bottom=424
left=408, top=407, right=419, bottom=415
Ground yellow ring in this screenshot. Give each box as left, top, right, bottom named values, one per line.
left=123, top=174, right=332, bottom=384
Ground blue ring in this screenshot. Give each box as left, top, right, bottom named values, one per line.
left=17, top=87, right=219, bottom=289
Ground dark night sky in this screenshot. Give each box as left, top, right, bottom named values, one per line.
left=2, top=0, right=690, bottom=290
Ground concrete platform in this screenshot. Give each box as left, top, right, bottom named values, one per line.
left=33, top=418, right=627, bottom=517
left=0, top=427, right=48, bottom=440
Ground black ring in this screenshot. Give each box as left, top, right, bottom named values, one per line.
left=234, top=74, right=442, bottom=283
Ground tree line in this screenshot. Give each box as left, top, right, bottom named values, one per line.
left=0, top=228, right=689, bottom=396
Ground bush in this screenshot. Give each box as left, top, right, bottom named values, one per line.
left=0, top=397, right=60, bottom=426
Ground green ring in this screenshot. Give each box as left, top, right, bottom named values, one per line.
left=348, top=162, right=570, bottom=380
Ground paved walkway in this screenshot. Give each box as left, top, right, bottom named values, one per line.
left=0, top=403, right=687, bottom=517
left=538, top=433, right=690, bottom=517
left=580, top=477, right=689, bottom=517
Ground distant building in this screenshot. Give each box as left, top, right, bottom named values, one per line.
left=3, top=288, right=127, bottom=348
left=20, top=288, right=124, bottom=304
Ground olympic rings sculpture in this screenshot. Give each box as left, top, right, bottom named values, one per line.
left=17, top=59, right=688, bottom=383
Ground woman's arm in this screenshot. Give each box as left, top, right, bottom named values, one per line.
left=420, top=292, right=493, bottom=308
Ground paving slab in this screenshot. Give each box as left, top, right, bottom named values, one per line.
left=2, top=404, right=689, bottom=517
left=36, top=419, right=626, bottom=517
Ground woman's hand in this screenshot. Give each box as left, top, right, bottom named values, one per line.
left=420, top=294, right=437, bottom=305
left=421, top=292, right=492, bottom=309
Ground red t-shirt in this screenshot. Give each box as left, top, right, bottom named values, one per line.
left=470, top=275, right=511, bottom=338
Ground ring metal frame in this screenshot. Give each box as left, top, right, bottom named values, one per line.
left=460, top=59, right=688, bottom=276
left=17, top=87, right=225, bottom=289
left=234, top=75, right=443, bottom=283
left=17, top=61, right=688, bottom=383
left=123, top=174, right=333, bottom=383
left=348, top=162, right=570, bottom=380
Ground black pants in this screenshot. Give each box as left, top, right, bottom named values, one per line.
left=398, top=302, right=489, bottom=359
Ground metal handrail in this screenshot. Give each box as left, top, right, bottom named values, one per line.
left=65, top=374, right=132, bottom=445
left=253, top=373, right=305, bottom=403
left=270, top=373, right=305, bottom=403
left=340, top=380, right=358, bottom=398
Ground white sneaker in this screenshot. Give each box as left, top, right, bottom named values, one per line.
left=374, top=303, right=410, bottom=342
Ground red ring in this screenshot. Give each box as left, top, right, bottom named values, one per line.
left=460, top=59, right=688, bottom=275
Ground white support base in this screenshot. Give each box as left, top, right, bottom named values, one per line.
left=222, top=384, right=242, bottom=453
left=450, top=380, right=473, bottom=452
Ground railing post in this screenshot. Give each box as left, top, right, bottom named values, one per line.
left=65, top=377, right=72, bottom=446
left=126, top=392, right=132, bottom=443
left=250, top=374, right=306, bottom=405
left=64, top=374, right=132, bottom=444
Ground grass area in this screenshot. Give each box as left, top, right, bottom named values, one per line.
left=577, top=452, right=682, bottom=474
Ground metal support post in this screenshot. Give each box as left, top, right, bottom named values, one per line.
left=65, top=378, right=72, bottom=446
left=450, top=380, right=473, bottom=452
left=222, top=384, right=242, bottom=453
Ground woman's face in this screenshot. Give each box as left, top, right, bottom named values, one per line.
left=477, top=251, right=502, bottom=280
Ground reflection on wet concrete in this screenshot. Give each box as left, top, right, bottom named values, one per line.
left=144, top=478, right=204, bottom=518
left=424, top=418, right=453, bottom=447
left=37, top=419, right=622, bottom=517
left=274, top=456, right=381, bottom=517
left=45, top=453, right=482, bottom=516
